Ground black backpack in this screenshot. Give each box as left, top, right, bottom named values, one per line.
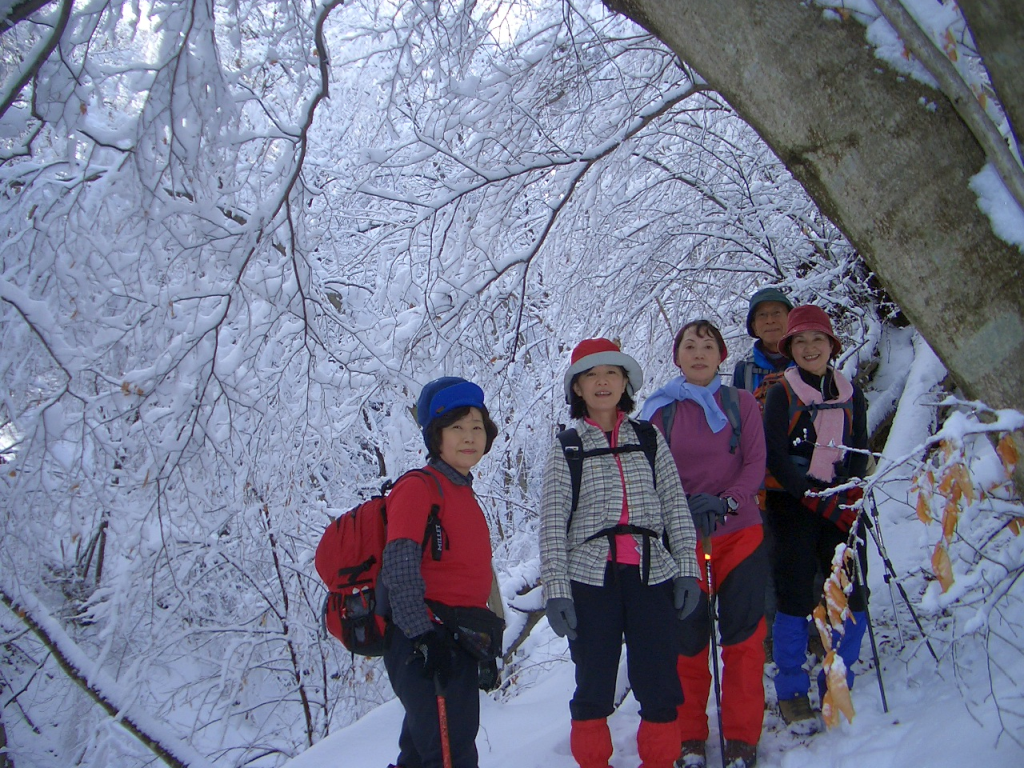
left=556, top=419, right=663, bottom=584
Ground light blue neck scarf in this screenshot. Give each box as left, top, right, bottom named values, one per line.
left=640, top=375, right=728, bottom=433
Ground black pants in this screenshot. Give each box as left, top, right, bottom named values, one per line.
left=568, top=563, right=682, bottom=723
left=765, top=491, right=868, bottom=617
left=383, top=625, right=481, bottom=768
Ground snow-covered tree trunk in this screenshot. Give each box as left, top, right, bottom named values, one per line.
left=957, top=0, right=1024, bottom=151
left=604, top=0, right=1024, bottom=483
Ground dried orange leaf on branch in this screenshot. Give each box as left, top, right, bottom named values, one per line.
left=821, top=649, right=856, bottom=727
left=812, top=604, right=833, bottom=654
left=941, top=497, right=959, bottom=542
left=937, top=467, right=954, bottom=495
left=950, top=464, right=974, bottom=504
left=932, top=541, right=954, bottom=592
left=915, top=490, right=932, bottom=524
left=825, top=578, right=848, bottom=628
left=997, top=435, right=1019, bottom=475
left=942, top=29, right=958, bottom=62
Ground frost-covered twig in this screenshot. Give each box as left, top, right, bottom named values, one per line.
left=0, top=585, right=216, bottom=768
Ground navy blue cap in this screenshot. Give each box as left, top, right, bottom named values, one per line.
left=416, top=377, right=486, bottom=445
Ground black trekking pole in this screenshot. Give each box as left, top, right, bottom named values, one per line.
left=851, top=518, right=888, bottom=713
left=864, top=489, right=904, bottom=649
left=864, top=493, right=939, bottom=663
left=703, top=537, right=727, bottom=768
left=434, top=673, right=453, bottom=768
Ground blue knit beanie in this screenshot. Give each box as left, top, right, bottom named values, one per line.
left=416, top=377, right=487, bottom=447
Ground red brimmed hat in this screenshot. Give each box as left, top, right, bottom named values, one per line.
left=779, top=305, right=842, bottom=358
left=562, top=338, right=644, bottom=403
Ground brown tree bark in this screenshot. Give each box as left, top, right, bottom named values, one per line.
left=604, top=0, right=1024, bottom=474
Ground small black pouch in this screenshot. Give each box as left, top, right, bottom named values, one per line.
left=428, top=602, right=505, bottom=661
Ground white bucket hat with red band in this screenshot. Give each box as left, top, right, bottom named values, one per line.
left=562, top=338, right=644, bottom=403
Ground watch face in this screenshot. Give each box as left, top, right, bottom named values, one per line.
left=726, top=497, right=738, bottom=512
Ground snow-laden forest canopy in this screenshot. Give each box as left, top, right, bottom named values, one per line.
left=0, top=1, right=1021, bottom=766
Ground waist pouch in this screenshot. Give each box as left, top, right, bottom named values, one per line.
left=428, top=601, right=505, bottom=661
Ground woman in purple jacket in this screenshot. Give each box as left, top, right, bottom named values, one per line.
left=641, top=320, right=768, bottom=768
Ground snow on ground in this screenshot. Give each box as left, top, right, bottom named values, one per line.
left=286, top=640, right=1023, bottom=767
left=286, top=521, right=1024, bottom=767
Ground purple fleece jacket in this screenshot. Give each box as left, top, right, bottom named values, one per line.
left=648, top=388, right=766, bottom=539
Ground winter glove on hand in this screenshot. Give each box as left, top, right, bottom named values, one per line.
left=411, top=628, right=452, bottom=685
left=801, top=486, right=864, bottom=534
left=673, top=576, right=701, bottom=621
left=545, top=597, right=578, bottom=641
left=477, top=659, right=500, bottom=692
left=687, top=493, right=730, bottom=539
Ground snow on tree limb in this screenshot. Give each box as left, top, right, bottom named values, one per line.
left=0, top=584, right=216, bottom=768
left=870, top=0, right=1024, bottom=216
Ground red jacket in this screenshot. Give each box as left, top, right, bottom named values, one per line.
left=386, top=465, right=492, bottom=609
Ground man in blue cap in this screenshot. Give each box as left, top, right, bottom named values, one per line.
left=732, top=287, right=794, bottom=668
left=732, top=287, right=794, bottom=394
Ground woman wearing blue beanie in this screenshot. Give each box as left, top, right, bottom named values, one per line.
left=380, top=377, right=500, bottom=768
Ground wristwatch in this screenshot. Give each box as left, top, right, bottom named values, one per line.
left=724, top=496, right=739, bottom=514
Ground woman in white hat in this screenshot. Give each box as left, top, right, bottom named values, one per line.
left=539, top=338, right=700, bottom=768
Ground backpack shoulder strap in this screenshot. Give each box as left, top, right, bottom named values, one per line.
left=629, top=419, right=659, bottom=484
left=718, top=386, right=743, bottom=454
left=392, top=468, right=445, bottom=561
left=557, top=428, right=584, bottom=523
left=743, top=361, right=754, bottom=393
left=658, top=400, right=677, bottom=448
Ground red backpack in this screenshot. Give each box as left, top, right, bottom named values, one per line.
left=314, top=469, right=443, bottom=656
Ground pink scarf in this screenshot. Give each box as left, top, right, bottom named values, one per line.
left=784, top=366, right=854, bottom=483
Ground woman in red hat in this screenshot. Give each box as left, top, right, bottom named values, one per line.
left=761, top=307, right=869, bottom=732
left=641, top=320, right=767, bottom=768
left=540, top=338, right=701, bottom=768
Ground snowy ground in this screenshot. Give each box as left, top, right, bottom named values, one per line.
left=286, top=643, right=1023, bottom=767
left=286, top=535, right=1024, bottom=768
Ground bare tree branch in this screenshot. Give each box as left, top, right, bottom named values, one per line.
left=0, top=587, right=216, bottom=768
left=872, top=0, right=1024, bottom=213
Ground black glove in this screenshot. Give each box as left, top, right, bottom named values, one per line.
left=478, top=659, right=500, bottom=692
left=674, top=576, right=701, bottom=620
left=411, top=628, right=453, bottom=684
left=687, top=493, right=731, bottom=539
left=545, top=597, right=578, bottom=640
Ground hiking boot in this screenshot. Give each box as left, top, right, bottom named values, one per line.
left=723, top=740, right=757, bottom=768
left=676, top=739, right=706, bottom=768
left=778, top=695, right=822, bottom=736
left=808, top=631, right=826, bottom=662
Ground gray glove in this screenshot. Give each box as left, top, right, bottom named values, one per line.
left=545, top=597, right=578, bottom=640
left=673, top=576, right=701, bottom=620
left=687, top=493, right=731, bottom=539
